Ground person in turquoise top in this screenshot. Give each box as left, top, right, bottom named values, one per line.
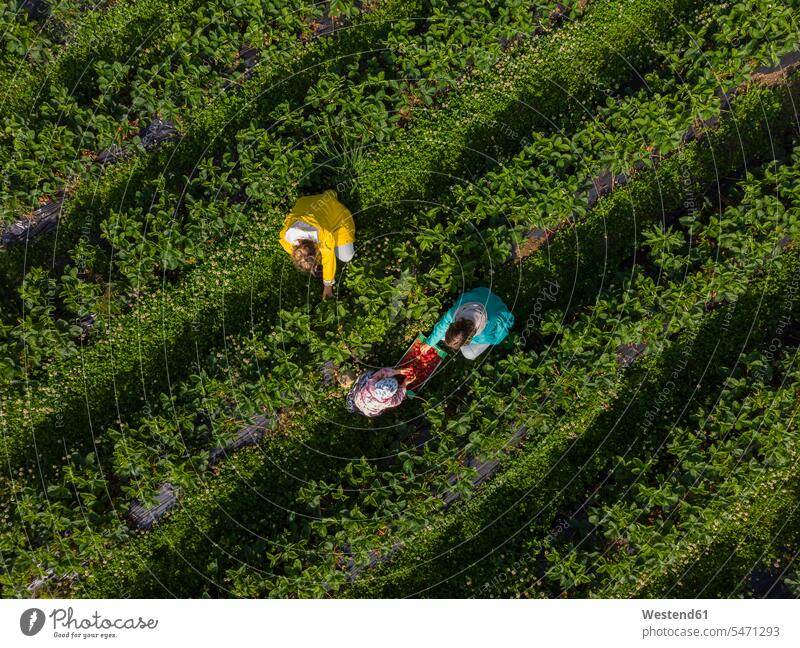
left=424, top=286, right=514, bottom=359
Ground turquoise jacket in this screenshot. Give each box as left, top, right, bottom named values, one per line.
left=426, top=287, right=514, bottom=348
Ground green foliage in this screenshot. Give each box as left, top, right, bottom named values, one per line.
left=3, top=0, right=800, bottom=600
left=351, top=0, right=705, bottom=217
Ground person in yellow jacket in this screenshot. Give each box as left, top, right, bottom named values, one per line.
left=279, top=190, right=356, bottom=299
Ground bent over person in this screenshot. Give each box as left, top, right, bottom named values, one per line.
left=279, top=190, right=356, bottom=299
left=425, top=286, right=514, bottom=359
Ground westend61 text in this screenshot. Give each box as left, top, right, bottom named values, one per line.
left=642, top=609, right=708, bottom=620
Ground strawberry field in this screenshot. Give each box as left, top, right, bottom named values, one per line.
left=1, top=0, right=800, bottom=599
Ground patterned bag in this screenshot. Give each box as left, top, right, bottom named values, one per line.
left=346, top=370, right=374, bottom=414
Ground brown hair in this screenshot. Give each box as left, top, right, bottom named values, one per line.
left=291, top=239, right=321, bottom=276
left=444, top=318, right=477, bottom=350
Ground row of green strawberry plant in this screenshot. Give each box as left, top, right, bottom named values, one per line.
left=0, top=0, right=776, bottom=592
left=450, top=0, right=800, bottom=247
left=480, top=342, right=800, bottom=598
left=641, top=435, right=800, bottom=599
left=0, top=0, right=221, bottom=127
left=0, top=334, right=345, bottom=596
left=591, top=343, right=800, bottom=598
left=0, top=0, right=548, bottom=320
left=0, top=0, right=687, bottom=466
left=383, top=0, right=592, bottom=118
left=336, top=92, right=800, bottom=594
left=551, top=158, right=800, bottom=598
left=0, top=0, right=326, bottom=220
left=0, top=0, right=430, bottom=380
left=346, top=241, right=800, bottom=597
left=221, top=213, right=792, bottom=598
left=1, top=20, right=792, bottom=572
left=62, top=184, right=736, bottom=596
left=0, top=0, right=585, bottom=365
left=478, top=155, right=800, bottom=597
left=39, top=84, right=800, bottom=596
left=315, top=149, right=800, bottom=597
left=346, top=0, right=704, bottom=217
left=0, top=0, right=576, bottom=265
left=0, top=0, right=600, bottom=592
left=0, top=1, right=112, bottom=79
left=561, top=357, right=800, bottom=599
left=70, top=137, right=800, bottom=597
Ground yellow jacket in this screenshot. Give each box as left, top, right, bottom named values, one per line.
left=279, top=190, right=356, bottom=283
